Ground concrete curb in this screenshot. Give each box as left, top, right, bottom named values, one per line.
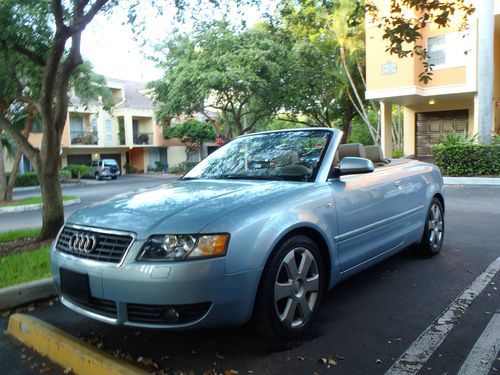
left=443, top=177, right=500, bottom=186
left=6, top=313, right=147, bottom=375
left=0, top=198, right=81, bottom=214
left=0, top=278, right=56, bottom=311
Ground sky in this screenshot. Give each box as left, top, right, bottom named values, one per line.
left=80, top=1, right=277, bottom=83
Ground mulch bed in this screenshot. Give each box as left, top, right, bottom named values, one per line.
left=0, top=237, right=52, bottom=258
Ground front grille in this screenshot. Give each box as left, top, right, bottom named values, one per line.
left=64, top=295, right=117, bottom=318
left=127, top=302, right=211, bottom=324
left=56, top=226, right=133, bottom=264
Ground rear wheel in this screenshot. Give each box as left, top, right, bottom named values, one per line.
left=418, top=197, right=444, bottom=256
left=255, top=235, right=325, bottom=340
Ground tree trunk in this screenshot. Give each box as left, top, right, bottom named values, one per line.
left=5, top=110, right=34, bottom=201
left=5, top=151, right=23, bottom=202
left=0, top=139, right=6, bottom=202
left=38, top=155, right=64, bottom=240
left=340, top=107, right=355, bottom=144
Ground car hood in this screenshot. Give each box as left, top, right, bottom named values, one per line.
left=66, top=179, right=302, bottom=238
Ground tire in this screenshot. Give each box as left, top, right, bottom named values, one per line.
left=95, top=172, right=101, bottom=181
left=254, top=235, right=325, bottom=340
left=112, top=176, right=117, bottom=180
left=418, top=197, right=445, bottom=256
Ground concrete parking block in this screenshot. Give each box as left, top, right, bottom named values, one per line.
left=0, top=278, right=56, bottom=311
left=6, top=313, right=147, bottom=375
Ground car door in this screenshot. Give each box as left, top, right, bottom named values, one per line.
left=329, top=167, right=408, bottom=274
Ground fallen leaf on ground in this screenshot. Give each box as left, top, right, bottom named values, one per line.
left=39, top=365, right=53, bottom=373
left=224, top=370, right=239, bottom=375
left=216, top=352, right=224, bottom=360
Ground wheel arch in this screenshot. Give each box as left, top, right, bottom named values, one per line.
left=434, top=192, right=445, bottom=213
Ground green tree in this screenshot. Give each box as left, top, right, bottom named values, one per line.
left=164, top=120, right=216, bottom=160
left=0, top=0, right=124, bottom=238
left=278, top=0, right=371, bottom=143
left=150, top=20, right=291, bottom=138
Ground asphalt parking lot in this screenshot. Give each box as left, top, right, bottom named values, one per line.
left=1, top=185, right=499, bottom=374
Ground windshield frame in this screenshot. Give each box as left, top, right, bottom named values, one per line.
left=181, top=128, right=342, bottom=183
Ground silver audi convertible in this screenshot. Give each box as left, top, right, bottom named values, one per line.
left=51, top=128, right=445, bottom=339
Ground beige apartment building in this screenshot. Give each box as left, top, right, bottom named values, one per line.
left=3, top=78, right=189, bottom=175
left=366, top=0, right=499, bottom=157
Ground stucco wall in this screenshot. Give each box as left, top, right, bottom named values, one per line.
left=167, top=146, right=187, bottom=168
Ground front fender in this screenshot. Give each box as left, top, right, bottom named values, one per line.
left=200, top=184, right=339, bottom=284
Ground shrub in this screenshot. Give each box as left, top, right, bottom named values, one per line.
left=15, top=172, right=38, bottom=187
left=392, top=148, right=404, bottom=158
left=432, top=144, right=500, bottom=176
left=58, top=169, right=72, bottom=181
left=168, top=162, right=186, bottom=173
left=65, top=164, right=92, bottom=181
left=440, top=130, right=476, bottom=146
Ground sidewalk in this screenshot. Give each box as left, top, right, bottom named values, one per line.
left=443, top=176, right=500, bottom=186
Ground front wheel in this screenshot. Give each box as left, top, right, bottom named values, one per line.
left=418, top=197, right=445, bottom=256
left=254, top=235, right=325, bottom=340
left=94, top=172, right=101, bottom=181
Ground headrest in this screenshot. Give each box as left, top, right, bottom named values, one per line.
left=338, top=143, right=366, bottom=159
left=278, top=164, right=308, bottom=177
left=365, top=145, right=385, bottom=163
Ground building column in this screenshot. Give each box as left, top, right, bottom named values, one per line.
left=477, top=0, right=494, bottom=144
left=403, top=107, right=415, bottom=156
left=380, top=101, right=393, bottom=158
left=124, top=114, right=133, bottom=146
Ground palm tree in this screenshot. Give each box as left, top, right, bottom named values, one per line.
left=328, top=0, right=381, bottom=145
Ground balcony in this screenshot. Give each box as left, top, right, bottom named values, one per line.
left=70, top=131, right=98, bottom=145
left=133, top=132, right=153, bottom=145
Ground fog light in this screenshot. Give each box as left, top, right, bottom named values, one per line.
left=162, top=307, right=179, bottom=323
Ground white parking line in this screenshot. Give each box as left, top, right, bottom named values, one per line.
left=385, top=256, right=500, bottom=375
left=458, top=312, right=500, bottom=375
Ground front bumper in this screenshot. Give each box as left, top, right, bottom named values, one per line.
left=50, top=240, right=261, bottom=329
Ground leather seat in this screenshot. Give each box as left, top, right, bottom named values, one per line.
left=365, top=145, right=385, bottom=163
left=338, top=143, right=367, bottom=160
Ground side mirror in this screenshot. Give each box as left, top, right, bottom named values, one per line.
left=337, top=157, right=374, bottom=176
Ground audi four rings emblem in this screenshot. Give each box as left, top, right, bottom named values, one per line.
left=68, top=232, right=98, bottom=253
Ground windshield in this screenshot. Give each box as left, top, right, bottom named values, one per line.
left=104, top=160, right=117, bottom=167
left=183, top=130, right=331, bottom=182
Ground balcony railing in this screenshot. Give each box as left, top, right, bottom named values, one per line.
left=71, top=131, right=98, bottom=145
left=133, top=132, right=153, bottom=145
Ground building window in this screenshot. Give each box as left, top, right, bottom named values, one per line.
left=427, top=32, right=467, bottom=68
left=105, top=119, right=113, bottom=143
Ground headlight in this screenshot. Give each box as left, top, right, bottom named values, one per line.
left=137, top=234, right=230, bottom=261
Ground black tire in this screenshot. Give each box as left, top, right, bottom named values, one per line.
left=95, top=172, right=101, bottom=181
left=418, top=197, right=445, bottom=256
left=112, top=176, right=117, bottom=180
left=254, top=235, right=325, bottom=340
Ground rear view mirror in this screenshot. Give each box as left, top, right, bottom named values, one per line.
left=337, top=157, right=374, bottom=176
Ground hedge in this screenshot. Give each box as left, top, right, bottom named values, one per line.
left=14, top=172, right=39, bottom=187
left=6, top=169, right=73, bottom=187
left=432, top=144, right=500, bottom=176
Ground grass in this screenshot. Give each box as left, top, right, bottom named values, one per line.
left=0, top=228, right=41, bottom=243
left=0, top=195, right=77, bottom=207
left=0, top=246, right=51, bottom=288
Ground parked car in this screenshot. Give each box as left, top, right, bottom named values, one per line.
left=90, top=159, right=120, bottom=180
left=51, top=129, right=444, bottom=339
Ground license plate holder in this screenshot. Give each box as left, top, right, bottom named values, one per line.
left=60, top=268, right=90, bottom=303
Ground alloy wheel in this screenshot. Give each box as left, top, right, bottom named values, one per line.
left=428, top=202, right=443, bottom=250
left=274, top=247, right=320, bottom=328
